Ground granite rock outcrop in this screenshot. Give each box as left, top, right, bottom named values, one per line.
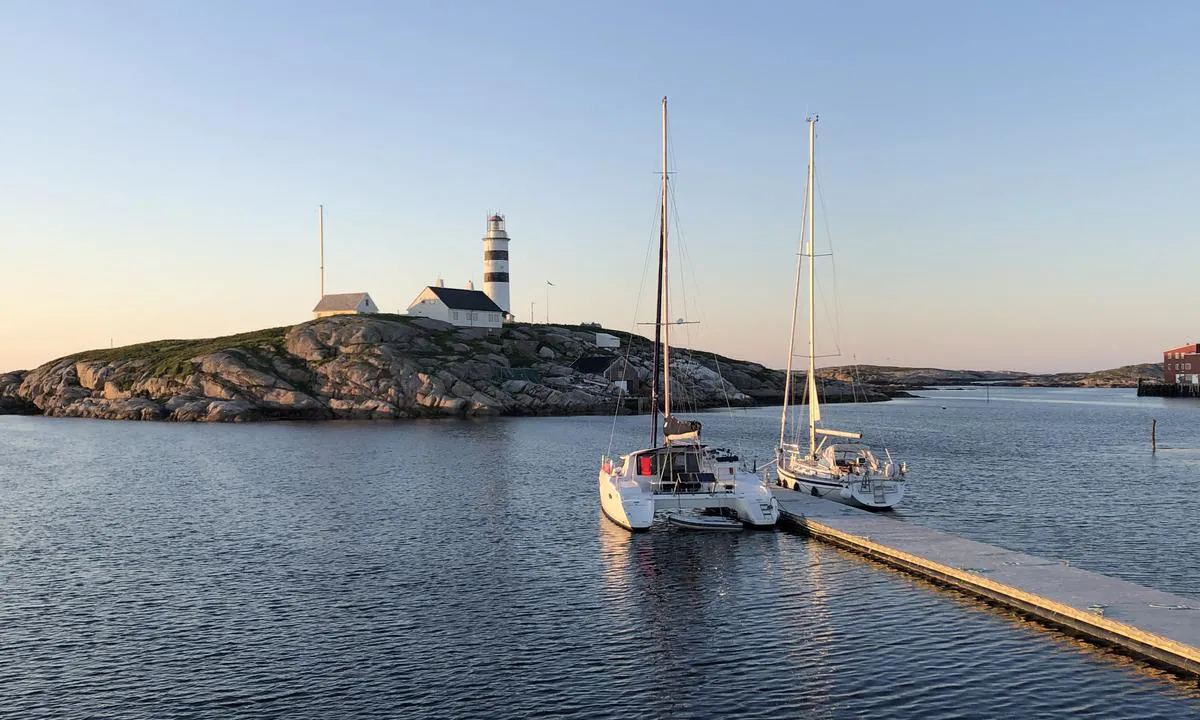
left=4, top=315, right=878, bottom=422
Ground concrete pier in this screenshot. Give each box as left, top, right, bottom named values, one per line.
left=773, top=487, right=1200, bottom=678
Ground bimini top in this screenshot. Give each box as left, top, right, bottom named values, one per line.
left=626, top=442, right=710, bottom=457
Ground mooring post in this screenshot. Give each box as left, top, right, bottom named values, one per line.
left=1152, top=419, right=1157, bottom=453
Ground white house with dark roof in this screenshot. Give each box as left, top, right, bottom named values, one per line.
left=312, top=292, right=379, bottom=319
left=406, top=281, right=504, bottom=328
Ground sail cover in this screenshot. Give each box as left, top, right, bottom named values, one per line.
left=806, top=370, right=821, bottom=424
left=664, top=415, right=702, bottom=442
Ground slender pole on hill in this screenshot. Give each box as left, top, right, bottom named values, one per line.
left=319, top=204, right=325, bottom=298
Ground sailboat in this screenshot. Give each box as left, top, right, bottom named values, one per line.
left=598, top=97, right=780, bottom=532
left=775, top=116, right=909, bottom=510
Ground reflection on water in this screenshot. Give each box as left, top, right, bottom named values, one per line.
left=1, top=396, right=1199, bottom=719
left=691, top=387, right=1200, bottom=600
left=592, top=503, right=1197, bottom=718
left=809, top=536, right=1200, bottom=702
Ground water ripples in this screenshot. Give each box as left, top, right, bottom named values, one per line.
left=1, top=402, right=1199, bottom=718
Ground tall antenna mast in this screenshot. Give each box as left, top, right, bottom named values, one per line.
left=319, top=204, right=325, bottom=298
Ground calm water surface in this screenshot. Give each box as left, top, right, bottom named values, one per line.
left=1, top=387, right=1198, bottom=718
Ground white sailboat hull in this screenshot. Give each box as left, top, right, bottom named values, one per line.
left=777, top=464, right=906, bottom=510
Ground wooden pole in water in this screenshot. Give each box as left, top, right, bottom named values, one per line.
left=1152, top=419, right=1157, bottom=453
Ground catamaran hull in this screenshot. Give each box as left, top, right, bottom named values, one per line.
left=599, top=472, right=655, bottom=531
left=777, top=466, right=906, bottom=511
left=599, top=470, right=780, bottom=531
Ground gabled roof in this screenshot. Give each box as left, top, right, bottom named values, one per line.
left=313, top=292, right=373, bottom=312
left=426, top=286, right=503, bottom=312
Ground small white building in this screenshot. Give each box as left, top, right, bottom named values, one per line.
left=312, top=292, right=379, bottom=319
left=407, top=284, right=504, bottom=328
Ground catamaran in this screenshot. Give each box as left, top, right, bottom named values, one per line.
left=775, top=116, right=909, bottom=509
left=597, top=97, right=780, bottom=532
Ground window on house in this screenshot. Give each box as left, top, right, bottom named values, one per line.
left=453, top=311, right=460, bottom=320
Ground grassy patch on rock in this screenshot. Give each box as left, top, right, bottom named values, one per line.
left=71, top=326, right=291, bottom=377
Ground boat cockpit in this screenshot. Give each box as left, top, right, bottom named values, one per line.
left=629, top=445, right=728, bottom=494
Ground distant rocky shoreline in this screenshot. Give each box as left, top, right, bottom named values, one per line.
left=817, top=363, right=1161, bottom=394
left=0, top=315, right=1158, bottom=423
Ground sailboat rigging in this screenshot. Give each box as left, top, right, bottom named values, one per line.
left=775, top=116, right=909, bottom=510
left=597, top=97, right=780, bottom=532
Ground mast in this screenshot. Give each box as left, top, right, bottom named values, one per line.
left=319, top=204, right=325, bottom=298
left=661, top=96, right=672, bottom=421
left=805, top=116, right=821, bottom=457
left=649, top=97, right=668, bottom=447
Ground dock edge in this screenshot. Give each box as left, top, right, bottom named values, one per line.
left=780, top=510, right=1200, bottom=679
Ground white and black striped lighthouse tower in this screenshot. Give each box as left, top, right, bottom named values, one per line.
left=482, top=213, right=511, bottom=316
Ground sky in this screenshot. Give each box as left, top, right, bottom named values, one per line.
left=2, top=0, right=1198, bottom=373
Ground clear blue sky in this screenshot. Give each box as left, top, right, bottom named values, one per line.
left=2, top=0, right=1197, bottom=373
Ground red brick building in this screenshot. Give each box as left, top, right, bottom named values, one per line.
left=1163, top=343, right=1200, bottom=385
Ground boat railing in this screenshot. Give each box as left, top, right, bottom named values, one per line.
left=600, top=455, right=622, bottom=477
left=778, top=444, right=809, bottom=465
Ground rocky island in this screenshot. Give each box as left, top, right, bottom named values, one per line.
left=0, top=315, right=884, bottom=422
left=0, top=315, right=1160, bottom=423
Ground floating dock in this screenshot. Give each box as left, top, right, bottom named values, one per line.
left=773, top=487, right=1200, bottom=678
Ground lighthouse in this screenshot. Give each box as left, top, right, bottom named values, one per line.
left=482, top=213, right=511, bottom=316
